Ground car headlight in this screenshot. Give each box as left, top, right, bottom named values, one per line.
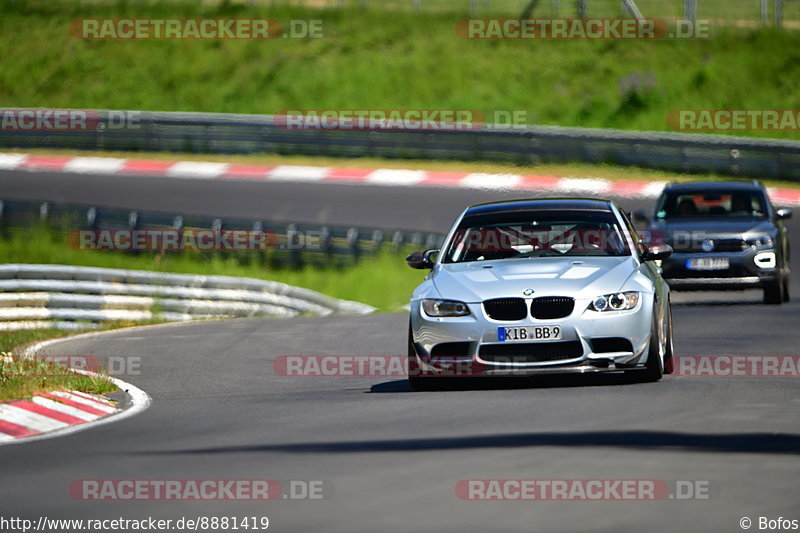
left=422, top=299, right=471, bottom=317
left=589, top=291, right=640, bottom=312
left=746, top=236, right=774, bottom=248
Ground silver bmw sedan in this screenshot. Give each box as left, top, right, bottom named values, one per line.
left=406, top=198, right=674, bottom=390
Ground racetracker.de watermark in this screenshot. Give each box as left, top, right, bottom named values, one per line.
left=69, top=479, right=332, bottom=501
left=0, top=109, right=139, bottom=131
left=668, top=109, right=800, bottom=131
left=70, top=19, right=324, bottom=39
left=456, top=479, right=714, bottom=501
left=456, top=18, right=711, bottom=40
left=273, top=110, right=530, bottom=131
left=673, top=355, right=800, bottom=377
left=68, top=229, right=326, bottom=251
left=0, top=354, right=141, bottom=377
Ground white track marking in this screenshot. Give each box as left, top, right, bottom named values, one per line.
left=48, top=391, right=118, bottom=414
left=0, top=405, right=68, bottom=432
left=640, top=181, right=667, bottom=198
left=166, top=161, right=229, bottom=179
left=364, top=169, right=427, bottom=186
left=555, top=177, right=612, bottom=194
left=267, top=165, right=330, bottom=181
left=68, top=390, right=116, bottom=407
left=31, top=396, right=99, bottom=421
left=0, top=153, right=27, bottom=169
left=460, top=173, right=522, bottom=190
left=64, top=157, right=126, bottom=174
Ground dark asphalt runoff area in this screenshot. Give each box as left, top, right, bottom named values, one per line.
left=1, top=168, right=799, bottom=532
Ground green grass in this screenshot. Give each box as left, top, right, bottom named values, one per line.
left=1, top=1, right=799, bottom=139
left=0, top=353, right=118, bottom=403
left=1, top=226, right=425, bottom=311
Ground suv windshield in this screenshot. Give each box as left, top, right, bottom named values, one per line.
left=443, top=210, right=631, bottom=263
left=656, top=190, right=768, bottom=219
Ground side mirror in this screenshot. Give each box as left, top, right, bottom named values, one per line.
left=632, top=210, right=651, bottom=224
left=643, top=244, right=673, bottom=262
left=406, top=249, right=439, bottom=269
left=776, top=208, right=792, bottom=220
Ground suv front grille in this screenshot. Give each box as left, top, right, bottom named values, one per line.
left=676, top=239, right=747, bottom=254
left=530, top=297, right=575, bottom=319
left=483, top=298, right=527, bottom=321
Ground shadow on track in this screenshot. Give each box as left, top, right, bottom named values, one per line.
left=138, top=430, right=800, bottom=456
left=369, top=373, right=647, bottom=393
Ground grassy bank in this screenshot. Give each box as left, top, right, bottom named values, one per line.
left=1, top=327, right=123, bottom=402
left=1, top=1, right=799, bottom=139
left=0, top=227, right=425, bottom=312
left=0, top=351, right=118, bottom=402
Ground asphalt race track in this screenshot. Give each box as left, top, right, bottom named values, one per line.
left=1, top=169, right=799, bottom=532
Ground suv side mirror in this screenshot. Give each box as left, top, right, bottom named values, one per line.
left=632, top=210, right=651, bottom=224
left=406, top=249, right=439, bottom=269
left=643, top=244, right=672, bottom=261
left=776, top=208, right=792, bottom=220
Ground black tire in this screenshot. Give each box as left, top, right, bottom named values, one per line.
left=782, top=270, right=791, bottom=303
left=764, top=276, right=784, bottom=305
left=663, top=304, right=675, bottom=375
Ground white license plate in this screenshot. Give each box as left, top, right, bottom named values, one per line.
left=498, top=325, right=562, bottom=342
left=686, top=257, right=729, bottom=270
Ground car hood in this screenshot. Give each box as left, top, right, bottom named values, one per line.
left=431, top=256, right=638, bottom=302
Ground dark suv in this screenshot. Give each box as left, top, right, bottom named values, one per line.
left=636, top=180, right=791, bottom=304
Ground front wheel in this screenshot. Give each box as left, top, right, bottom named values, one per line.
left=640, top=310, right=665, bottom=382
left=764, top=276, right=784, bottom=305
left=783, top=270, right=791, bottom=303
left=663, top=304, right=674, bottom=375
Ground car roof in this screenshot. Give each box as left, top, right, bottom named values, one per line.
left=663, top=180, right=764, bottom=193
left=465, top=198, right=614, bottom=216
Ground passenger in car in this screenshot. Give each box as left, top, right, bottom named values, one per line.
left=677, top=198, right=698, bottom=216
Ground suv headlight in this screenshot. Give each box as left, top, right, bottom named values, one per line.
left=589, top=291, right=640, bottom=312
left=422, top=299, right=471, bottom=317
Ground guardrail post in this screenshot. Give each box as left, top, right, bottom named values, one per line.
left=287, top=223, right=303, bottom=269
left=425, top=233, right=440, bottom=250
left=371, top=229, right=384, bottom=255
left=86, top=207, right=97, bottom=229
left=39, top=202, right=50, bottom=224
left=392, top=230, right=404, bottom=251
left=347, top=227, right=360, bottom=263
left=576, top=0, right=586, bottom=18
left=317, top=226, right=332, bottom=264
left=683, top=0, right=696, bottom=23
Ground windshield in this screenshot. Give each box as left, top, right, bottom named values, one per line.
left=443, top=210, right=631, bottom=263
left=656, top=190, right=768, bottom=219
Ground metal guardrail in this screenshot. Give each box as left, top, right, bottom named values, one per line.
left=0, top=264, right=376, bottom=331
left=0, top=199, right=445, bottom=267
left=1, top=109, right=799, bottom=180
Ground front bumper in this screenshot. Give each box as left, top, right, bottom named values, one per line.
left=662, top=248, right=778, bottom=291
left=409, top=296, right=653, bottom=378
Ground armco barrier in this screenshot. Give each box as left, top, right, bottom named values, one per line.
left=0, top=264, right=376, bottom=331
left=1, top=109, right=799, bottom=180
left=0, top=199, right=445, bottom=267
